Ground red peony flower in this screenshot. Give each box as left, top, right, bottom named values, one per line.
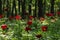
left=9, top=16, right=14, bottom=20
left=57, top=11, right=60, bottom=15
left=40, top=17, right=45, bottom=21
left=1, top=24, right=7, bottom=30
left=29, top=16, right=34, bottom=20
left=36, top=34, right=42, bottom=38
left=46, top=13, right=53, bottom=17
left=0, top=14, right=3, bottom=18
left=25, top=27, right=31, bottom=31
left=15, top=15, right=21, bottom=20
left=41, top=26, right=48, bottom=31
left=27, top=20, right=32, bottom=25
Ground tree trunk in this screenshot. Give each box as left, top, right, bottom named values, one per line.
left=50, top=0, right=54, bottom=15
left=38, top=0, right=43, bottom=18
left=0, top=0, right=2, bottom=14
left=18, top=0, right=21, bottom=15
left=2, top=0, right=5, bottom=13
left=34, top=0, right=37, bottom=18
left=11, top=0, right=17, bottom=16
left=43, top=0, right=46, bottom=15
left=6, top=0, right=10, bottom=17
left=28, top=0, right=32, bottom=16
left=21, top=0, right=26, bottom=19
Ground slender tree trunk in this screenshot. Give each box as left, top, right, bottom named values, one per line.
left=38, top=0, right=43, bottom=18
left=50, top=0, right=54, bottom=15
left=9, top=0, right=11, bottom=16
left=18, top=0, right=21, bottom=15
left=6, top=0, right=10, bottom=17
left=34, top=0, right=37, bottom=18
left=43, top=0, right=46, bottom=15
left=22, top=0, right=26, bottom=19
left=28, top=0, right=32, bottom=16
left=11, top=0, right=17, bottom=16
left=2, top=0, right=5, bottom=13
left=0, top=0, right=2, bottom=14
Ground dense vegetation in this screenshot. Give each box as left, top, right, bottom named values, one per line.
left=0, top=0, right=60, bottom=40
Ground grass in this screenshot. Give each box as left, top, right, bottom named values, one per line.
left=0, top=17, right=60, bottom=40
